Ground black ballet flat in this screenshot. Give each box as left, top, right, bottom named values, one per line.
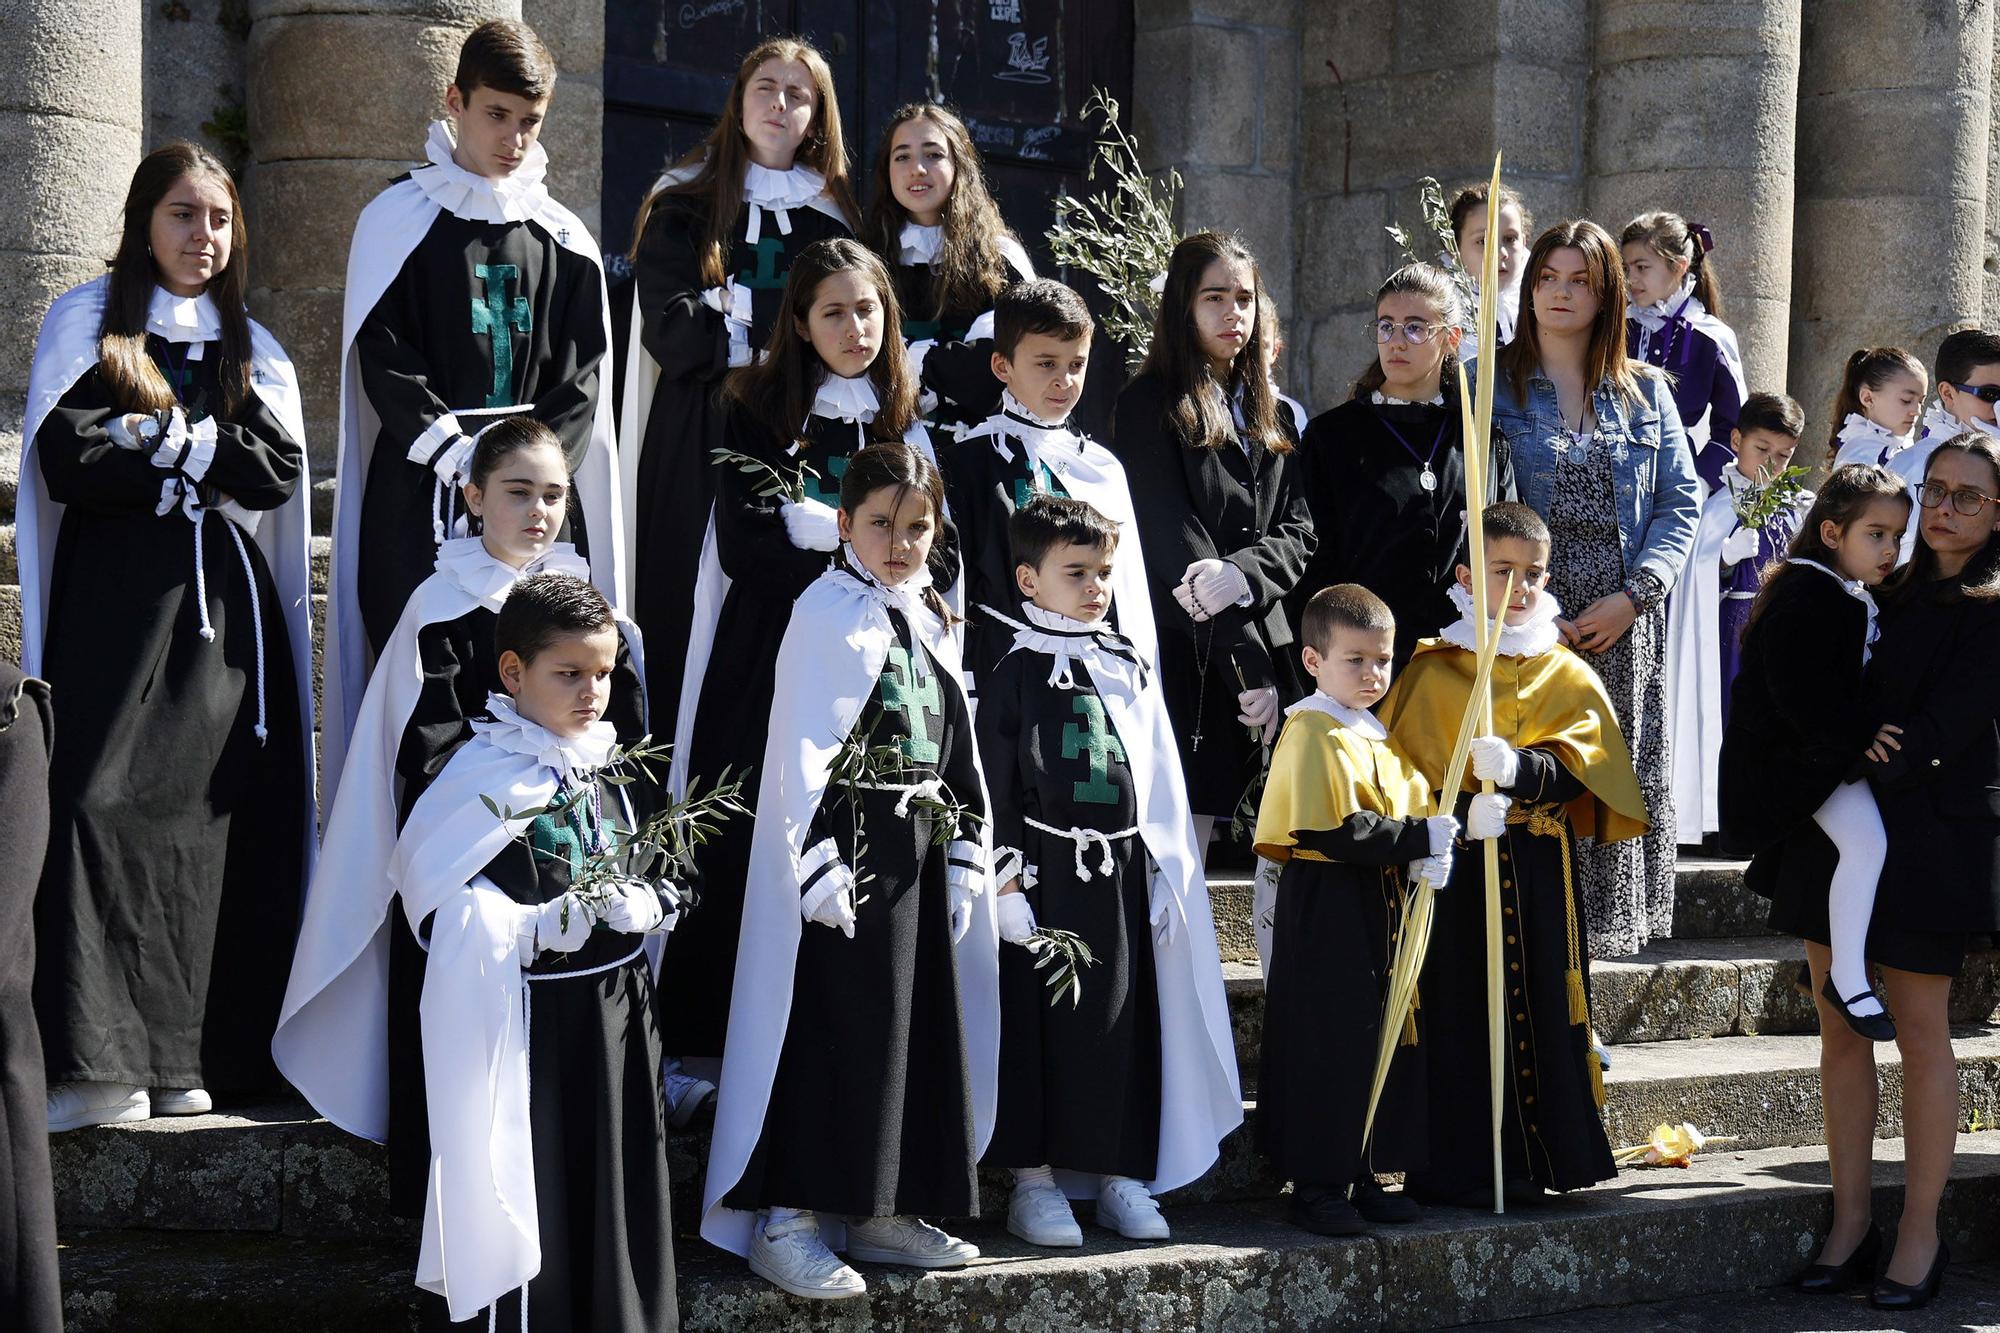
left=1871, top=1239, right=1948, bottom=1310
left=1795, top=1222, right=1881, bottom=1294
left=1821, top=974, right=1897, bottom=1042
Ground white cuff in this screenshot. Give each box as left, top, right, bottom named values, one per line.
left=946, top=837, right=985, bottom=889
left=993, top=845, right=1026, bottom=887
left=964, top=310, right=996, bottom=343
left=149, top=408, right=216, bottom=480
left=407, top=414, right=465, bottom=469
left=906, top=339, right=937, bottom=379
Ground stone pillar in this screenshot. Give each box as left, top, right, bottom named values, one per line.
left=523, top=0, right=604, bottom=242
left=1789, top=0, right=1992, bottom=459
left=243, top=0, right=520, bottom=492
left=1588, top=0, right=1802, bottom=398
left=0, top=0, right=145, bottom=520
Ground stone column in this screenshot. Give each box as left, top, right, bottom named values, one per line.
left=0, top=0, right=145, bottom=527
left=1789, top=0, right=1992, bottom=458
left=1588, top=0, right=1802, bottom=398
left=243, top=0, right=520, bottom=493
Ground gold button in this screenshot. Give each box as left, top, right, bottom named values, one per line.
left=1509, top=962, right=1520, bottom=972
left=1506, top=935, right=1517, bottom=945
left=1502, top=879, right=1514, bottom=889
left=1511, top=987, right=1522, bottom=997
left=1514, top=1012, right=1526, bottom=1022
left=1517, top=1040, right=1527, bottom=1051
left=1521, top=1069, right=1533, bottom=1079
left=1504, top=906, right=1515, bottom=917
left=1525, top=1095, right=1536, bottom=1105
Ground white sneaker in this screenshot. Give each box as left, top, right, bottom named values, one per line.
left=150, top=1087, right=213, bottom=1116
left=662, top=1066, right=716, bottom=1130
left=48, top=1081, right=149, bottom=1133
left=1007, top=1180, right=1083, bottom=1248
left=1096, top=1176, right=1170, bottom=1240
left=844, top=1214, right=980, bottom=1269
left=749, top=1211, right=866, bottom=1300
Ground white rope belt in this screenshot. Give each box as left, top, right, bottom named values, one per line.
left=1024, top=816, right=1138, bottom=881
left=186, top=502, right=269, bottom=745
left=852, top=776, right=947, bottom=818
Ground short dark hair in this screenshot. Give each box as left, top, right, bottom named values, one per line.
left=1301, top=583, right=1395, bottom=653
left=993, top=279, right=1093, bottom=361
left=1009, top=495, right=1119, bottom=572
left=1737, top=391, right=1805, bottom=441
left=495, top=573, right=614, bottom=665
left=454, top=19, right=557, bottom=102
left=1935, top=328, right=2000, bottom=387
left=1482, top=501, right=1551, bottom=549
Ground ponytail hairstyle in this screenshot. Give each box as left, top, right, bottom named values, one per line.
left=1351, top=262, right=1465, bottom=401
left=1620, top=211, right=1720, bottom=315
left=467, top=415, right=567, bottom=490
left=836, top=440, right=957, bottom=624
left=1746, top=462, right=1911, bottom=634
left=1139, top=230, right=1289, bottom=453
left=1824, top=346, right=1926, bottom=452
left=722, top=237, right=917, bottom=441
left=1888, top=433, right=2000, bottom=602
left=100, top=142, right=252, bottom=418
left=1499, top=219, right=1645, bottom=408
left=629, top=37, right=859, bottom=283
left=864, top=103, right=1018, bottom=320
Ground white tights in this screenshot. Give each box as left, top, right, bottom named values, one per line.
left=1813, top=779, right=1888, bottom=1017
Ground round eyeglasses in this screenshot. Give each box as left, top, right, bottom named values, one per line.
left=1372, top=318, right=1446, bottom=345
left=1917, top=480, right=2000, bottom=515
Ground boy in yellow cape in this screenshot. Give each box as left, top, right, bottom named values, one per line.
left=1253, top=584, right=1459, bottom=1236
left=1378, top=502, right=1648, bottom=1207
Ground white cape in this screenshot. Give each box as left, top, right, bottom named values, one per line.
left=20, top=275, right=317, bottom=876
left=324, top=121, right=627, bottom=796
left=987, top=603, right=1243, bottom=1198
left=700, top=563, right=1001, bottom=1257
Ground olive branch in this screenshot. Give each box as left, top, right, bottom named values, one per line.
left=1023, top=926, right=1096, bottom=1008
left=1731, top=462, right=1811, bottom=531
left=1386, top=176, right=1479, bottom=316
left=710, top=446, right=820, bottom=506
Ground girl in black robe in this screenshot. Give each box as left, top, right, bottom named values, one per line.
left=31, top=145, right=309, bottom=1124
left=626, top=37, right=859, bottom=734
left=863, top=103, right=1035, bottom=435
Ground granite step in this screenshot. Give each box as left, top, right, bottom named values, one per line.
left=55, top=1133, right=2000, bottom=1332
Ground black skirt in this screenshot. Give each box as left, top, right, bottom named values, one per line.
left=1758, top=827, right=1971, bottom=977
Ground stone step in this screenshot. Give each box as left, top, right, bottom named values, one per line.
left=55, top=1133, right=2000, bottom=1332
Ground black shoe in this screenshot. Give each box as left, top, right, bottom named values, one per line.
left=1503, top=1177, right=1550, bottom=1208
left=1871, top=1239, right=1948, bottom=1310
left=1287, top=1184, right=1368, bottom=1236
left=1795, top=1222, right=1881, bottom=1293
left=1352, top=1179, right=1420, bottom=1225
left=1821, top=974, right=1897, bottom=1041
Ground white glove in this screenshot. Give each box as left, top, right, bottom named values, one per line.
left=1409, top=850, right=1454, bottom=888
left=949, top=884, right=975, bottom=943
left=1174, top=558, right=1252, bottom=622
left=107, top=412, right=156, bottom=450
left=1424, top=814, right=1461, bottom=855
left=946, top=838, right=982, bottom=944
left=780, top=497, right=842, bottom=552
left=1720, top=525, right=1762, bottom=565
left=997, top=891, right=1037, bottom=944
left=1149, top=877, right=1181, bottom=947
left=798, top=839, right=858, bottom=937
left=1468, top=736, right=1520, bottom=788
left=597, top=878, right=668, bottom=934
left=1236, top=685, right=1280, bottom=731
left=1467, top=792, right=1514, bottom=841
left=518, top=892, right=594, bottom=964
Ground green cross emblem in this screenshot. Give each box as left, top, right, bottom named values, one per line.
left=800, top=452, right=848, bottom=507
left=740, top=236, right=788, bottom=290
left=902, top=316, right=943, bottom=342
left=471, top=262, right=532, bottom=409
left=1012, top=459, right=1064, bottom=510
left=526, top=809, right=584, bottom=874
left=879, top=644, right=942, bottom=764
left=1062, top=695, right=1126, bottom=805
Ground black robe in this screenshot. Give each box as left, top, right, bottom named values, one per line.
left=34, top=346, right=307, bottom=1094
left=1290, top=397, right=1516, bottom=668
left=385, top=609, right=646, bottom=1217
left=0, top=667, right=59, bottom=1333
left=355, top=204, right=606, bottom=651
left=893, top=259, right=1005, bottom=434
left=629, top=191, right=852, bottom=734
left=1111, top=373, right=1315, bottom=815
left=723, top=610, right=982, bottom=1217
left=414, top=772, right=676, bottom=1333
left=977, top=648, right=1162, bottom=1179
left=940, top=421, right=1076, bottom=691
left=658, top=403, right=957, bottom=1057
left=1404, top=750, right=1616, bottom=1200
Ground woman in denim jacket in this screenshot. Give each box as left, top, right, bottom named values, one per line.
left=1477, top=219, right=1700, bottom=961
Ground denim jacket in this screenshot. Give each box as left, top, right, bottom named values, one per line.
left=1470, top=360, right=1702, bottom=600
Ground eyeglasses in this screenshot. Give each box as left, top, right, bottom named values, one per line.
left=1372, top=318, right=1446, bottom=345
left=1948, top=381, right=2000, bottom=404
left=1917, top=480, right=2000, bottom=515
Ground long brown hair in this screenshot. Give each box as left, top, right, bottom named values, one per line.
left=1138, top=231, right=1288, bottom=453
left=863, top=103, right=1017, bottom=319
left=836, top=440, right=956, bottom=625
left=1744, top=462, right=1909, bottom=635
left=1351, top=262, right=1464, bottom=401
left=722, top=238, right=917, bottom=441
left=1825, top=346, right=1925, bottom=453
left=1498, top=219, right=1644, bottom=408
left=1887, top=433, right=2000, bottom=602
left=100, top=143, right=253, bottom=417
left=629, top=37, right=859, bottom=283
left=1620, top=211, right=1721, bottom=315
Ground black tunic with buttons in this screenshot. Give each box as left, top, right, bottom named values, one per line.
left=33, top=344, right=307, bottom=1094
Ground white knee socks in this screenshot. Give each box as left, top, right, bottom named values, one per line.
left=1813, top=779, right=1888, bottom=1018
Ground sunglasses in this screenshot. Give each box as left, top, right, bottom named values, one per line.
left=1947, top=381, right=2000, bottom=404
left=1917, top=479, right=2000, bottom=515
left=1372, top=319, right=1447, bottom=345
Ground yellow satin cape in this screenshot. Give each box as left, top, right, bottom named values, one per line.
left=1378, top=638, right=1650, bottom=845
left=1253, top=709, right=1434, bottom=864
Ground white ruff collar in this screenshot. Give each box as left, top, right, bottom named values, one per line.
left=146, top=286, right=222, bottom=344
left=471, top=691, right=617, bottom=778
left=409, top=120, right=552, bottom=224
left=1371, top=388, right=1446, bottom=408
left=984, top=601, right=1145, bottom=692
left=433, top=537, right=589, bottom=612
left=744, top=161, right=827, bottom=210
left=1786, top=558, right=1881, bottom=663
left=811, top=371, right=880, bottom=424
left=984, top=389, right=1084, bottom=462
left=1628, top=275, right=1700, bottom=334
left=1441, top=581, right=1563, bottom=658
left=1837, top=412, right=1910, bottom=456
left=1284, top=690, right=1387, bottom=741
left=899, top=221, right=943, bottom=265
left=1922, top=401, right=2000, bottom=445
